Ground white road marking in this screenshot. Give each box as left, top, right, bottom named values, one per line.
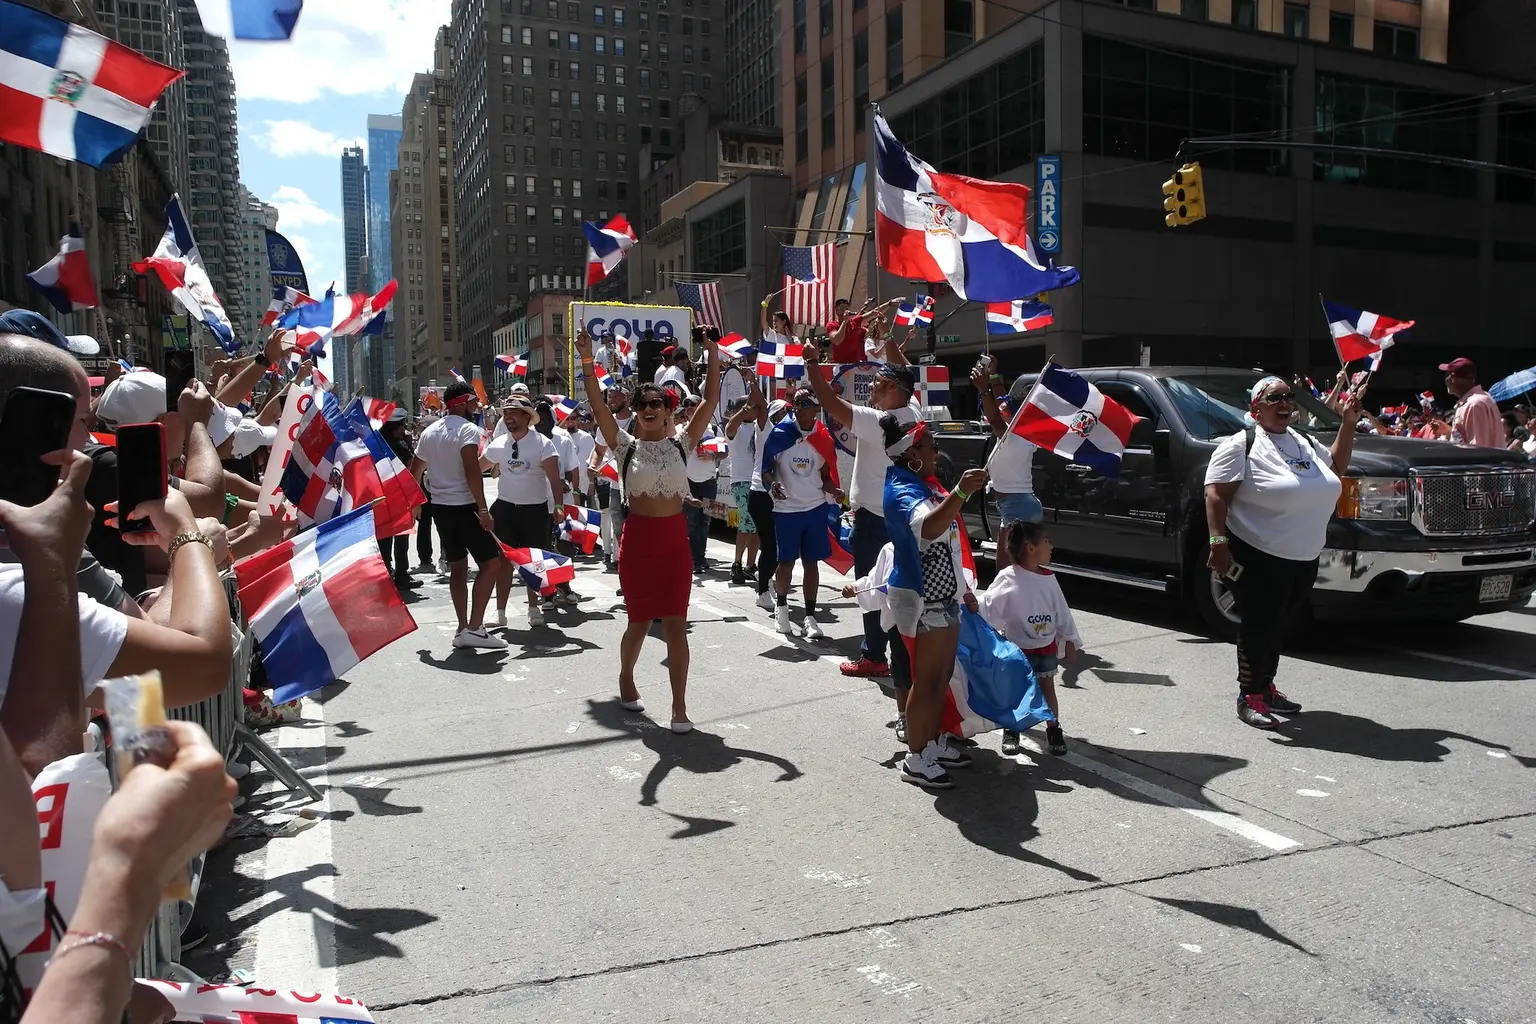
left=1061, top=749, right=1302, bottom=852
left=1487, top=750, right=1508, bottom=758
left=1296, top=789, right=1330, bottom=798
left=1396, top=648, right=1531, bottom=679
left=252, top=698, right=337, bottom=991
left=1179, top=943, right=1204, bottom=953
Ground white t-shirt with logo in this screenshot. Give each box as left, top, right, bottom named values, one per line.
left=484, top=429, right=559, bottom=506
left=730, top=421, right=758, bottom=486
left=771, top=433, right=829, bottom=514
left=1205, top=427, right=1341, bottom=563
left=980, top=564, right=1081, bottom=657
left=549, top=427, right=579, bottom=509
left=416, top=414, right=487, bottom=507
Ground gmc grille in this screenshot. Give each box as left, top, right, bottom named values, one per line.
left=1411, top=468, right=1536, bottom=537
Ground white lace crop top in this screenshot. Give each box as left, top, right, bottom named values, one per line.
left=615, top=427, right=690, bottom=501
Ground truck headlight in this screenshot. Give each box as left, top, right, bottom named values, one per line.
left=1337, top=476, right=1409, bottom=520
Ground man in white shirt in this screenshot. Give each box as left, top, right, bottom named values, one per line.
left=410, top=381, right=507, bottom=650
left=679, top=395, right=726, bottom=574
left=591, top=387, right=632, bottom=571
left=481, top=396, right=564, bottom=627
left=539, top=399, right=582, bottom=609
left=569, top=409, right=597, bottom=504
left=654, top=346, right=692, bottom=392
left=802, top=345, right=919, bottom=677
left=763, top=391, right=845, bottom=639
left=724, top=385, right=765, bottom=587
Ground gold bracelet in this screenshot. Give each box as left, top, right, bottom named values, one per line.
left=47, top=930, right=133, bottom=970
left=167, top=531, right=213, bottom=562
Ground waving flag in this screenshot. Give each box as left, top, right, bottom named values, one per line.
left=1322, top=300, right=1414, bottom=367
left=233, top=504, right=416, bottom=704
left=550, top=395, right=580, bottom=424
left=560, top=506, right=602, bottom=554
left=760, top=415, right=840, bottom=489
left=26, top=223, right=99, bottom=313
left=717, top=332, right=754, bottom=361
left=874, top=111, right=1081, bottom=301
left=826, top=506, right=856, bottom=576
left=133, top=195, right=235, bottom=353
left=232, top=0, right=305, bottom=40
left=698, top=436, right=729, bottom=457
left=915, top=364, right=950, bottom=407
left=0, top=0, right=184, bottom=166
left=280, top=391, right=425, bottom=538
left=449, top=366, right=467, bottom=384
left=782, top=243, right=836, bottom=326
left=757, top=339, right=805, bottom=379
left=582, top=363, right=613, bottom=393
left=583, top=214, right=637, bottom=286
left=596, top=455, right=619, bottom=483
left=986, top=299, right=1054, bottom=335
left=352, top=396, right=397, bottom=431
left=261, top=284, right=317, bottom=328
left=1417, top=390, right=1437, bottom=410
left=504, top=547, right=576, bottom=590
left=896, top=295, right=935, bottom=327
left=277, top=281, right=397, bottom=358
left=311, top=365, right=331, bottom=391
left=948, top=609, right=1054, bottom=736
left=675, top=280, right=725, bottom=330
left=1010, top=364, right=1141, bottom=477
left=496, top=352, right=529, bottom=375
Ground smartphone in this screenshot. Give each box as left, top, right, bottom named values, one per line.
left=116, top=422, right=168, bottom=534
left=164, top=349, right=196, bottom=413
left=0, top=387, right=77, bottom=508
left=1224, top=560, right=1245, bottom=583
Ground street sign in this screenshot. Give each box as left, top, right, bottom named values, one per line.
left=938, top=334, right=963, bottom=346
left=1036, top=155, right=1062, bottom=255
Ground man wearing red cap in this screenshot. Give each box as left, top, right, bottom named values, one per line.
left=1437, top=358, right=1505, bottom=449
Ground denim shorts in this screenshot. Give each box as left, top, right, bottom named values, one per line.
left=888, top=589, right=961, bottom=636
left=996, top=491, right=1045, bottom=527
left=1024, top=649, right=1059, bottom=678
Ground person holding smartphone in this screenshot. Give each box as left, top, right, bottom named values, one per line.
left=1204, top=376, right=1361, bottom=730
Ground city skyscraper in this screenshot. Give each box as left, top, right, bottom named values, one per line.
left=337, top=144, right=368, bottom=398
left=366, top=114, right=404, bottom=396
left=236, top=186, right=279, bottom=344
left=447, top=0, right=718, bottom=372
left=93, top=0, right=189, bottom=202
left=726, top=0, right=779, bottom=128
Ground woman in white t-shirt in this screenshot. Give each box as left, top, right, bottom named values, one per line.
left=759, top=291, right=798, bottom=350
left=481, top=396, right=564, bottom=628
left=1204, top=376, right=1362, bottom=730
left=973, top=358, right=1042, bottom=571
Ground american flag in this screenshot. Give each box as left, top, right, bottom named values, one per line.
left=675, top=280, right=725, bottom=331
left=782, top=243, right=836, bottom=327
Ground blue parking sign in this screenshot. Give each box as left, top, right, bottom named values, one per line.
left=1036, top=155, right=1062, bottom=255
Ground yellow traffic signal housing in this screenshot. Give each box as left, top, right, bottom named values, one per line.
left=1162, top=162, right=1207, bottom=227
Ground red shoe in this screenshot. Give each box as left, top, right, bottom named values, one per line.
left=839, top=657, right=891, bottom=678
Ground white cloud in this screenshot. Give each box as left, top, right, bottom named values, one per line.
left=205, top=0, right=455, bottom=105
left=253, top=119, right=364, bottom=159
left=285, top=234, right=323, bottom=278
left=269, top=186, right=340, bottom=229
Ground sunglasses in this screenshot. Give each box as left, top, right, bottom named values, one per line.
left=634, top=397, right=667, bottom=411
left=510, top=439, right=519, bottom=460
left=1257, top=392, right=1295, bottom=405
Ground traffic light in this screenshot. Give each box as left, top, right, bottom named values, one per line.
left=1162, top=162, right=1207, bottom=227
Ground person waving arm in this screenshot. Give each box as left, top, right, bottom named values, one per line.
left=685, top=329, right=724, bottom=448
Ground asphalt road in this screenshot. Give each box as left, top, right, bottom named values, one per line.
left=192, top=537, right=1536, bottom=1024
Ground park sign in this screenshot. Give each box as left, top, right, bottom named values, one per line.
left=1036, top=155, right=1062, bottom=255
left=569, top=301, right=693, bottom=342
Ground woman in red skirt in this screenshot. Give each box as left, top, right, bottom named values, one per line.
left=578, top=326, right=722, bottom=732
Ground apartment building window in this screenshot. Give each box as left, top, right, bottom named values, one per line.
left=551, top=118, right=562, bottom=136
left=683, top=16, right=693, bottom=34
left=616, top=124, right=626, bottom=142
left=682, top=72, right=693, bottom=91
left=597, top=122, right=608, bottom=141
left=1232, top=0, right=1256, bottom=29
left=570, top=90, right=581, bottom=108
left=522, top=27, right=533, bottom=44
left=548, top=29, right=559, bottom=47
left=820, top=60, right=835, bottom=151
left=525, top=144, right=537, bottom=162
left=553, top=178, right=564, bottom=197
left=548, top=58, right=561, bottom=78
left=616, top=152, right=627, bottom=171
left=886, top=10, right=903, bottom=89
left=1315, top=74, right=1474, bottom=194
left=853, top=31, right=869, bottom=116
left=549, top=88, right=562, bottom=107
left=572, top=179, right=583, bottom=198
left=597, top=93, right=607, bottom=112
left=526, top=205, right=537, bottom=222
left=1374, top=23, right=1420, bottom=59
left=571, top=149, right=582, bottom=168
left=569, top=32, right=582, bottom=50
left=523, top=85, right=535, bottom=104
left=795, top=73, right=808, bottom=163
left=525, top=175, right=537, bottom=193
left=794, top=0, right=806, bottom=54
left=659, top=99, right=671, bottom=118
left=944, top=1, right=973, bottom=56
left=569, top=61, right=581, bottom=79
left=681, top=44, right=691, bottom=63
left=1283, top=2, right=1308, bottom=37
left=552, top=148, right=563, bottom=166
left=504, top=143, right=517, bottom=162
left=691, top=199, right=746, bottom=275
left=614, top=37, right=625, bottom=56
left=597, top=152, right=609, bottom=170
left=616, top=182, right=628, bottom=200
left=571, top=119, right=582, bottom=139
left=640, top=124, right=651, bottom=144
left=527, top=236, right=538, bottom=254
left=616, top=94, right=627, bottom=113
left=502, top=26, right=513, bottom=44
left=598, top=180, right=609, bottom=199
left=701, top=18, right=710, bottom=36
left=595, top=34, right=606, bottom=52
left=521, top=0, right=532, bottom=12
left=640, top=42, right=649, bottom=60
left=523, top=115, right=536, bottom=133
left=505, top=204, right=517, bottom=224
left=613, top=7, right=624, bottom=26
left=595, top=64, right=606, bottom=83
left=522, top=56, right=534, bottom=75
left=568, top=2, right=579, bottom=18
left=554, top=236, right=565, bottom=256
left=657, top=12, right=669, bottom=31
left=615, top=65, right=625, bottom=85
left=507, top=234, right=518, bottom=252
left=594, top=5, right=604, bottom=24
left=505, top=173, right=518, bottom=190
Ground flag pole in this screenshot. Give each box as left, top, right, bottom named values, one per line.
left=983, top=351, right=1053, bottom=473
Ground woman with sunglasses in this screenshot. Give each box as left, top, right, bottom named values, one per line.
left=578, top=327, right=722, bottom=733
left=1205, top=375, right=1362, bottom=729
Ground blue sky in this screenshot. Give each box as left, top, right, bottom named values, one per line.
left=200, top=0, right=452, bottom=293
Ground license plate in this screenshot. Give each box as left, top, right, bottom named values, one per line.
left=1478, top=574, right=1514, bottom=603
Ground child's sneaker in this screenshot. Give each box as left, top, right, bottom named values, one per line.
left=1001, top=729, right=1022, bottom=756
left=1046, top=723, right=1067, bottom=756
left=894, top=713, right=908, bottom=744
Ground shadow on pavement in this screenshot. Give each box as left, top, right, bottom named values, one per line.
left=415, top=648, right=509, bottom=673
left=337, top=783, right=425, bottom=817
left=1143, top=895, right=1317, bottom=956
left=1054, top=745, right=1249, bottom=812
left=585, top=698, right=804, bottom=835
left=1268, top=710, right=1535, bottom=765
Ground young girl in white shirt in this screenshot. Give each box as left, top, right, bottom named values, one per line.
left=841, top=542, right=915, bottom=743
left=979, top=521, right=1079, bottom=757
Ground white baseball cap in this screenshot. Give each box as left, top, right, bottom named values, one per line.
left=97, top=371, right=167, bottom=425
left=208, top=404, right=243, bottom=447
left=231, top=418, right=278, bottom=459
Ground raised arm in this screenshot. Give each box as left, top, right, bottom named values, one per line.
left=686, top=329, right=724, bottom=447
left=800, top=341, right=855, bottom=430
left=759, top=289, right=782, bottom=339
left=577, top=330, right=621, bottom=449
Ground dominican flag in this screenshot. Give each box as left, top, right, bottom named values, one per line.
left=1010, top=364, right=1141, bottom=477
left=583, top=214, right=637, bottom=286
left=596, top=456, right=619, bottom=483
left=232, top=504, right=416, bottom=705
left=231, top=0, right=305, bottom=40
left=1322, top=300, right=1414, bottom=367
left=760, top=416, right=840, bottom=490
left=449, top=366, right=467, bottom=384
left=874, top=111, right=1081, bottom=302
left=560, top=506, right=602, bottom=555
left=262, top=285, right=317, bottom=327
left=756, top=339, right=805, bottom=379
left=582, top=363, right=613, bottom=393
left=311, top=365, right=331, bottom=391
left=133, top=195, right=236, bottom=354
left=915, top=364, right=950, bottom=407
left=505, top=547, right=576, bottom=590
left=717, top=332, right=754, bottom=361
left=675, top=280, right=725, bottom=330
left=351, top=396, right=397, bottom=432
left=497, top=352, right=529, bottom=375
left=26, top=224, right=99, bottom=313
left=0, top=0, right=183, bottom=167
left=698, top=436, right=728, bottom=457
left=1417, top=390, right=1437, bottom=410
left=782, top=243, right=836, bottom=326
left=550, top=395, right=580, bottom=424
left=986, top=299, right=1054, bottom=335
left=276, top=281, right=398, bottom=359
left=826, top=506, right=855, bottom=576
left=896, top=295, right=935, bottom=327
left=280, top=391, right=426, bottom=538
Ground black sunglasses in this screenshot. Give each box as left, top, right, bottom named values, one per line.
left=1257, top=391, right=1295, bottom=405
left=634, top=397, right=667, bottom=411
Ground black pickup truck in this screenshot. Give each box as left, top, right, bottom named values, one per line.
left=940, top=366, right=1536, bottom=636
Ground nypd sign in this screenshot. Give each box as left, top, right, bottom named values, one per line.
left=1035, top=155, right=1062, bottom=255
left=570, top=302, right=692, bottom=341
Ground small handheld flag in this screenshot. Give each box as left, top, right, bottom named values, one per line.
left=717, top=332, right=754, bottom=361
left=504, top=547, right=576, bottom=590
left=985, top=299, right=1054, bottom=335
left=560, top=506, right=602, bottom=554
left=583, top=215, right=638, bottom=286
left=915, top=364, right=950, bottom=408
left=1009, top=363, right=1141, bottom=478
left=896, top=295, right=935, bottom=327
left=698, top=436, right=728, bottom=457
left=756, top=339, right=805, bottom=379
left=1322, top=300, right=1414, bottom=367
left=26, top=224, right=99, bottom=313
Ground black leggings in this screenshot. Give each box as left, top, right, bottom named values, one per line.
left=1226, top=532, right=1318, bottom=695
left=749, top=489, right=777, bottom=595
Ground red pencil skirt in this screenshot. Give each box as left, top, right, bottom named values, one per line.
left=618, top=511, right=692, bottom=622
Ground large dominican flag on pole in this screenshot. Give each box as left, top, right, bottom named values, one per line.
left=874, top=111, right=1081, bottom=302
left=583, top=214, right=637, bottom=286
left=1322, top=299, right=1414, bottom=367
left=133, top=195, right=237, bottom=354
left=0, top=0, right=183, bottom=167
left=233, top=504, right=416, bottom=704
left=1010, top=364, right=1141, bottom=477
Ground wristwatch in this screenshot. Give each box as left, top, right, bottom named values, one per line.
left=254, top=352, right=271, bottom=368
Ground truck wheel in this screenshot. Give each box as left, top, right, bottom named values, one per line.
left=1191, top=556, right=1241, bottom=641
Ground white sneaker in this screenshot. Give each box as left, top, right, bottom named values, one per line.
left=554, top=587, right=579, bottom=608
left=453, top=627, right=508, bottom=650
left=901, top=747, right=954, bottom=789
left=934, top=734, right=973, bottom=768
left=491, top=607, right=508, bottom=629
left=436, top=557, right=450, bottom=576
left=756, top=591, right=775, bottom=612
left=775, top=604, right=794, bottom=635
left=802, top=617, right=825, bottom=641
left=527, top=605, right=545, bottom=627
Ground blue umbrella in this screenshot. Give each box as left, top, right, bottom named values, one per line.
left=1489, top=366, right=1536, bottom=402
